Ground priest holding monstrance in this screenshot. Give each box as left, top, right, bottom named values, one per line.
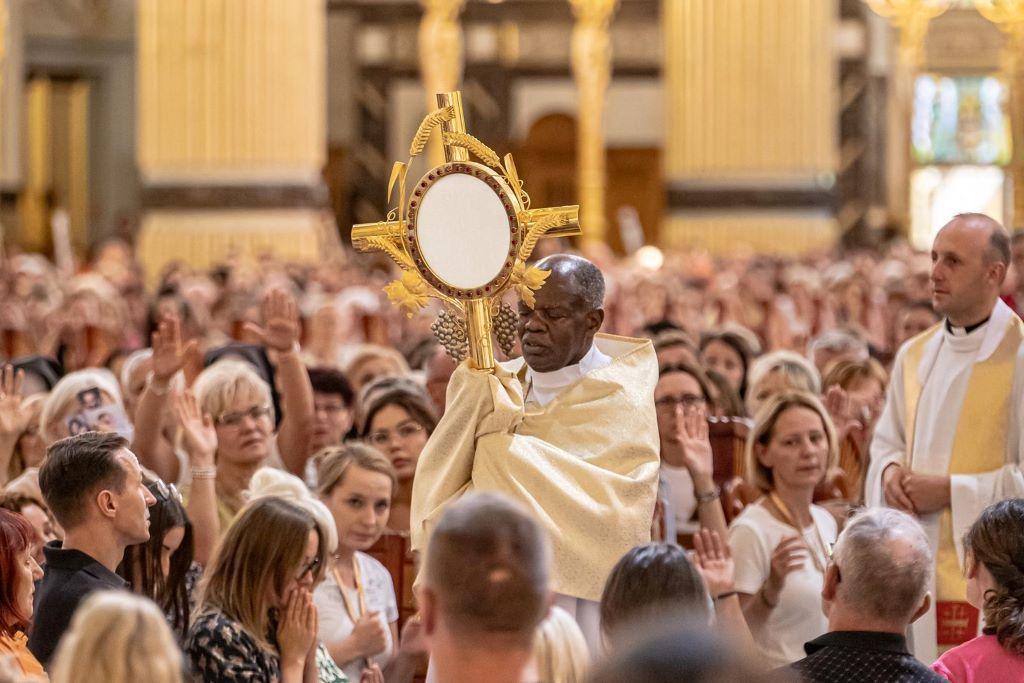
left=353, top=92, right=659, bottom=649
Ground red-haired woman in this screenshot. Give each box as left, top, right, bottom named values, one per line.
left=0, top=508, right=45, bottom=679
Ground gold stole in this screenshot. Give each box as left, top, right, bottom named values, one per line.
left=903, top=316, right=1024, bottom=645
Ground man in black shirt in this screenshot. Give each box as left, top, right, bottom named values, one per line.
left=788, top=508, right=945, bottom=683
left=28, top=431, right=156, bottom=666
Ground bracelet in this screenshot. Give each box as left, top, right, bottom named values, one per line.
left=191, top=466, right=217, bottom=480
left=695, top=487, right=721, bottom=505
left=759, top=587, right=778, bottom=609
left=714, top=590, right=738, bottom=601
left=146, top=373, right=172, bottom=396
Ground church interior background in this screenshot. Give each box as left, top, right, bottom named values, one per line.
left=0, top=0, right=1022, bottom=276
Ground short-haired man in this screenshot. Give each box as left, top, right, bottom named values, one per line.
left=28, top=431, right=156, bottom=666
left=867, top=213, right=1024, bottom=659
left=789, top=508, right=944, bottom=681
left=420, top=493, right=550, bottom=683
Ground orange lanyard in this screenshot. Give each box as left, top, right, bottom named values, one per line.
left=768, top=492, right=831, bottom=574
left=331, top=556, right=367, bottom=624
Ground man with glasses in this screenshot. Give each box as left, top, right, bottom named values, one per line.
left=411, top=254, right=660, bottom=651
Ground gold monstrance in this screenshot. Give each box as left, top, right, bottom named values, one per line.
left=352, top=91, right=581, bottom=370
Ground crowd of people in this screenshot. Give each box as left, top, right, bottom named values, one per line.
left=0, top=212, right=1024, bottom=682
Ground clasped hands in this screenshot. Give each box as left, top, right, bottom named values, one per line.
left=882, top=462, right=950, bottom=515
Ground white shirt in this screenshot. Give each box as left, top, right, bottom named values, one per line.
left=314, top=552, right=399, bottom=681
left=729, top=502, right=837, bottom=669
left=524, top=342, right=612, bottom=407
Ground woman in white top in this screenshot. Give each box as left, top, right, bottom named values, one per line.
left=315, top=444, right=401, bottom=681
left=729, top=391, right=839, bottom=669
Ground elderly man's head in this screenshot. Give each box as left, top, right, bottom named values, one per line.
left=931, top=213, right=1010, bottom=326
left=823, top=508, right=932, bottom=629
left=516, top=254, right=605, bottom=373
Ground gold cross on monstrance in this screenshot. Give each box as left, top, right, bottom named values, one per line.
left=352, top=91, right=581, bottom=370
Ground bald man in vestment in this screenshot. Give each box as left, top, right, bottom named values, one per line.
left=410, top=254, right=660, bottom=649
left=867, top=214, right=1024, bottom=662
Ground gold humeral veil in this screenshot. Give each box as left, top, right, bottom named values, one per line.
left=410, top=333, right=661, bottom=601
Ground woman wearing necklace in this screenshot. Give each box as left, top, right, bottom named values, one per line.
left=315, top=444, right=401, bottom=681
left=728, top=391, right=839, bottom=669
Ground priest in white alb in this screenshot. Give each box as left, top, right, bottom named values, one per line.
left=410, top=254, right=660, bottom=650
left=866, top=213, right=1024, bottom=662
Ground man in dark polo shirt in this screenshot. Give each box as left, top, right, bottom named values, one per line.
left=28, top=431, right=156, bottom=666
left=788, top=508, right=945, bottom=683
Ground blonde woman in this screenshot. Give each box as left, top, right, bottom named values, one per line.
left=315, top=445, right=402, bottom=681
left=728, top=392, right=839, bottom=668
left=530, top=606, right=589, bottom=683
left=187, top=496, right=327, bottom=683
left=745, top=351, right=821, bottom=416
left=49, top=591, right=183, bottom=683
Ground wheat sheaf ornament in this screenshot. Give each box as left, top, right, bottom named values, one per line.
left=352, top=91, right=582, bottom=371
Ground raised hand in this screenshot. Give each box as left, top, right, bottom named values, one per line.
left=692, top=529, right=735, bottom=599
left=676, top=406, right=714, bottom=484
left=823, top=385, right=860, bottom=440
left=243, top=288, right=301, bottom=353
left=0, top=365, right=28, bottom=439
left=151, top=315, right=198, bottom=382
left=173, top=389, right=217, bottom=466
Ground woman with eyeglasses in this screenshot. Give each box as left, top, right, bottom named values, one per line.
left=184, top=359, right=283, bottom=539
left=356, top=379, right=436, bottom=532
left=728, top=391, right=839, bottom=669
left=314, top=444, right=405, bottom=681
left=117, top=476, right=199, bottom=644
left=654, top=362, right=721, bottom=540
left=187, top=496, right=328, bottom=683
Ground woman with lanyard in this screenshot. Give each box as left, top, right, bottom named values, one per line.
left=315, top=444, right=401, bottom=681
left=728, top=391, right=840, bottom=669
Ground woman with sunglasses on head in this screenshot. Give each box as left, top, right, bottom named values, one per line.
left=117, top=476, right=200, bottom=644
left=356, top=379, right=436, bottom=532
left=187, top=496, right=328, bottom=683
left=315, top=445, right=407, bottom=682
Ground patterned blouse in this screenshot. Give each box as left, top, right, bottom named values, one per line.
left=187, top=609, right=346, bottom=683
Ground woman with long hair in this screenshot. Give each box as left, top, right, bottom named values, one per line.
left=356, top=379, right=436, bottom=532
left=315, top=444, right=401, bottom=681
left=932, top=498, right=1024, bottom=680
left=117, top=478, right=197, bottom=642
left=49, top=592, right=183, bottom=683
left=0, top=508, right=45, bottom=679
left=187, top=496, right=327, bottom=682
left=729, top=391, right=839, bottom=668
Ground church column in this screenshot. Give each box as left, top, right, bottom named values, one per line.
left=418, top=0, right=466, bottom=166
left=663, top=0, right=837, bottom=254
left=865, top=0, right=949, bottom=226
left=0, top=0, right=23, bottom=253
left=135, top=0, right=333, bottom=289
left=570, top=0, right=617, bottom=248
left=975, top=0, right=1024, bottom=227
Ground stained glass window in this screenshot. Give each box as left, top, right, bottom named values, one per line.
left=911, top=74, right=1013, bottom=165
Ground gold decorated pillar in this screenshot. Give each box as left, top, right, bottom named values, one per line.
left=867, top=0, right=950, bottom=223
left=662, top=0, right=838, bottom=255
left=570, top=0, right=617, bottom=248
left=135, top=0, right=334, bottom=288
left=418, top=0, right=466, bottom=166
left=976, top=0, right=1024, bottom=226
left=0, top=0, right=22, bottom=190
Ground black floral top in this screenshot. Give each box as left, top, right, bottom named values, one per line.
left=187, top=610, right=281, bottom=682
left=186, top=609, right=347, bottom=683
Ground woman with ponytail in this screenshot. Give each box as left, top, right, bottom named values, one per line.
left=932, top=498, right=1024, bottom=681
